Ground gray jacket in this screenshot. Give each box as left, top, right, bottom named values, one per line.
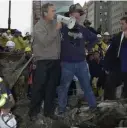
left=32, top=18, right=61, bottom=61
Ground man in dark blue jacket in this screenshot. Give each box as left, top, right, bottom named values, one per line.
left=104, top=17, right=127, bottom=100
left=57, top=4, right=98, bottom=115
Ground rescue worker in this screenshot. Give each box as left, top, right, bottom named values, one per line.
left=4, top=40, right=15, bottom=52
left=6, top=30, right=13, bottom=40
left=23, top=32, right=32, bottom=45
left=0, top=77, right=8, bottom=109
left=12, top=30, right=28, bottom=51
left=103, top=32, right=110, bottom=46
left=0, top=77, right=15, bottom=112
left=0, top=33, right=8, bottom=47
left=93, top=34, right=108, bottom=57
left=0, top=81, right=16, bottom=128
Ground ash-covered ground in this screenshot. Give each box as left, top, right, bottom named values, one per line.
left=13, top=97, right=127, bottom=128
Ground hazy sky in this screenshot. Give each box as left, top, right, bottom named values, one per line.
left=0, top=0, right=32, bottom=36
left=74, top=0, right=87, bottom=6
left=0, top=0, right=87, bottom=35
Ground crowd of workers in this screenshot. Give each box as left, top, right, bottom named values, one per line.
left=0, top=29, right=32, bottom=53
left=0, top=29, right=32, bottom=127
left=0, top=2, right=127, bottom=127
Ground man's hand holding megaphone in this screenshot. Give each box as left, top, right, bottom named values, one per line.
left=56, top=14, right=76, bottom=29
left=56, top=22, right=62, bottom=30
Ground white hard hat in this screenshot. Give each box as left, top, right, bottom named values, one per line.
left=0, top=113, right=17, bottom=128
left=6, top=41, right=15, bottom=48
left=2, top=33, right=8, bottom=38
left=104, top=32, right=110, bottom=36
left=97, top=34, right=102, bottom=38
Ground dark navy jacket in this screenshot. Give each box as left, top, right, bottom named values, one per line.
left=60, top=24, right=98, bottom=62
left=104, top=32, right=127, bottom=72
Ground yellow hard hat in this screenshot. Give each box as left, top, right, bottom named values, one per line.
left=25, top=47, right=31, bottom=52
left=7, top=30, right=11, bottom=33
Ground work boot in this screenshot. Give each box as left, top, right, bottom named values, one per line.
left=44, top=113, right=59, bottom=120
left=55, top=107, right=65, bottom=118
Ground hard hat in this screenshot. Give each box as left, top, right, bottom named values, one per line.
left=69, top=3, right=85, bottom=16
left=25, top=47, right=31, bottom=52
left=25, top=32, right=29, bottom=36
left=2, top=33, right=7, bottom=38
left=6, top=41, right=15, bottom=48
left=97, top=34, right=102, bottom=38
left=0, top=77, right=3, bottom=82
left=104, top=32, right=110, bottom=36
left=0, top=113, right=17, bottom=128
left=7, top=30, right=11, bottom=33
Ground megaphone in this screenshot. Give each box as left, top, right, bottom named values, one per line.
left=57, top=14, right=76, bottom=29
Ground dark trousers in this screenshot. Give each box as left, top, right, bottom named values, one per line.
left=68, top=80, right=76, bottom=96
left=104, top=72, right=127, bottom=100
left=29, top=60, right=61, bottom=117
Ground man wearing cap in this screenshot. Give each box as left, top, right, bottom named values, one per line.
left=57, top=3, right=98, bottom=115
left=93, top=34, right=108, bottom=57
left=12, top=30, right=27, bottom=51
left=103, top=32, right=110, bottom=45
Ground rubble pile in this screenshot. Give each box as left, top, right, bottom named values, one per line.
left=13, top=99, right=127, bottom=128
left=1, top=53, right=127, bottom=128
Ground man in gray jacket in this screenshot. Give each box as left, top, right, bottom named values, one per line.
left=29, top=3, right=61, bottom=120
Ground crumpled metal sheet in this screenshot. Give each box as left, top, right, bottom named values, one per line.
left=0, top=54, right=25, bottom=88
left=0, top=53, right=33, bottom=89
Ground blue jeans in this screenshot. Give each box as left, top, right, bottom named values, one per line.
left=58, top=61, right=97, bottom=112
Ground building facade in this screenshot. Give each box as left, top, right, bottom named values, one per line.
left=87, top=1, right=127, bottom=35
left=87, top=1, right=109, bottom=33
left=87, top=1, right=95, bottom=28
left=95, top=1, right=109, bottom=32
left=109, top=1, right=127, bottom=35
left=32, top=1, right=42, bottom=25
left=83, top=2, right=88, bottom=20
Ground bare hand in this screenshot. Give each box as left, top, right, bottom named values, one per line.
left=56, top=22, right=62, bottom=30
